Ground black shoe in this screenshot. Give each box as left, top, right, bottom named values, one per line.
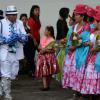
left=41, top=87, right=50, bottom=91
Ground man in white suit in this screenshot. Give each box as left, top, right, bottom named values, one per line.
left=0, top=5, right=27, bottom=100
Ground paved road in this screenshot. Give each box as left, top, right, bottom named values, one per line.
left=8, top=75, right=73, bottom=100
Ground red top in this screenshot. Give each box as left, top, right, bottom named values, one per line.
left=28, top=17, right=41, bottom=43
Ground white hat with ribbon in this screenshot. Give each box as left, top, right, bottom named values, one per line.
left=6, top=5, right=18, bottom=15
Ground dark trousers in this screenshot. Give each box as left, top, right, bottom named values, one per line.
left=24, top=37, right=38, bottom=76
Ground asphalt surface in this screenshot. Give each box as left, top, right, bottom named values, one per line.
left=8, top=75, right=74, bottom=100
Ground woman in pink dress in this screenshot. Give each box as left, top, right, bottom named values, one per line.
left=79, top=9, right=100, bottom=100
left=62, top=4, right=91, bottom=100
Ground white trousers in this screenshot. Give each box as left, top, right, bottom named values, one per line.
left=0, top=53, right=19, bottom=80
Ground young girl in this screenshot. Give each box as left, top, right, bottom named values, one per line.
left=36, top=26, right=59, bottom=91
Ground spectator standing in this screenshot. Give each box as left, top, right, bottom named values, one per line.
left=28, top=5, right=41, bottom=77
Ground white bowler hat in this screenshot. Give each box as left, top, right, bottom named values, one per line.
left=6, top=5, right=18, bottom=15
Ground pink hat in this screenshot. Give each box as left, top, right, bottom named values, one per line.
left=94, top=10, right=100, bottom=21
left=96, top=5, right=100, bottom=11
left=74, top=4, right=87, bottom=14
left=86, top=7, right=96, bottom=17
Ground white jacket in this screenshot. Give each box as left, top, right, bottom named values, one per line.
left=0, top=18, right=26, bottom=61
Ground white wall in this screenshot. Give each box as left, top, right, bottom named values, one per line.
left=0, top=0, right=33, bottom=16
left=0, top=0, right=100, bottom=37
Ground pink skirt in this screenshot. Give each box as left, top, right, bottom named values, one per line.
left=62, top=51, right=77, bottom=88
left=79, top=53, right=100, bottom=94
left=36, top=52, right=59, bottom=78
left=62, top=51, right=86, bottom=92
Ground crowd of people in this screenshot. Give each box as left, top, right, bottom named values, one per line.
left=0, top=3, right=100, bottom=100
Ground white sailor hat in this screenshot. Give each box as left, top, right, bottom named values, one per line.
left=6, top=5, right=18, bottom=15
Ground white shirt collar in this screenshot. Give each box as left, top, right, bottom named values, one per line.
left=6, top=18, right=17, bottom=26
